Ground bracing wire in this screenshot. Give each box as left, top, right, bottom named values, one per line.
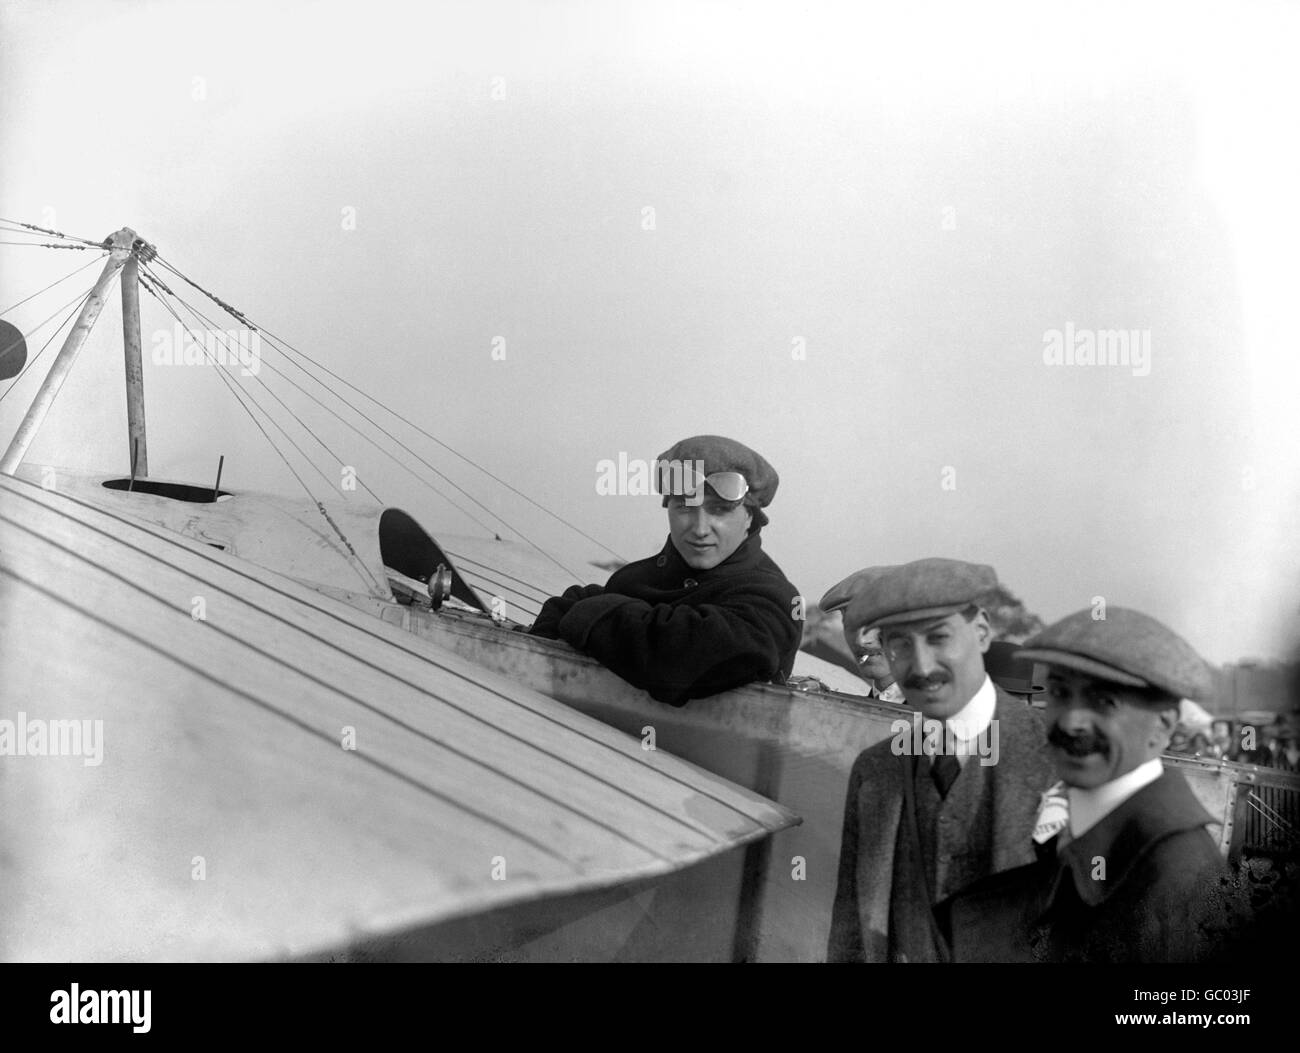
left=143, top=279, right=346, bottom=496
left=0, top=240, right=96, bottom=249
left=142, top=263, right=512, bottom=540
left=152, top=273, right=387, bottom=506
left=0, top=286, right=100, bottom=405
left=1, top=229, right=621, bottom=582
left=0, top=255, right=104, bottom=318
left=256, top=319, right=628, bottom=564
left=0, top=218, right=108, bottom=248
left=147, top=262, right=589, bottom=577
left=138, top=273, right=386, bottom=597
left=145, top=265, right=478, bottom=522
left=152, top=253, right=621, bottom=572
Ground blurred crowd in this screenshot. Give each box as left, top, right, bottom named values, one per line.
left=1168, top=715, right=1300, bottom=771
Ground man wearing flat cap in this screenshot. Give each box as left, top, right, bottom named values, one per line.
left=942, top=607, right=1241, bottom=962
left=529, top=434, right=801, bottom=707
left=826, top=558, right=1053, bottom=962
left=819, top=568, right=905, bottom=702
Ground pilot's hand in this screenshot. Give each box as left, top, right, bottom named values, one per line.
left=529, top=596, right=569, bottom=638
left=528, top=584, right=605, bottom=638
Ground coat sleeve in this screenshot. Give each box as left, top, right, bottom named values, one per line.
left=553, top=587, right=800, bottom=706
left=826, top=755, right=867, bottom=963
left=528, top=584, right=606, bottom=639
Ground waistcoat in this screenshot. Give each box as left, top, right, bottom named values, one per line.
left=914, top=753, right=996, bottom=903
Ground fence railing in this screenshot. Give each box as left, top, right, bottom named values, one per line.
left=1232, top=765, right=1300, bottom=858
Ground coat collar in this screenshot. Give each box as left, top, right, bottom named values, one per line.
left=653, top=531, right=765, bottom=580
left=986, top=690, right=1055, bottom=872
left=1051, top=767, right=1215, bottom=907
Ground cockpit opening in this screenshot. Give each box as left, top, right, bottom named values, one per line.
left=102, top=478, right=232, bottom=503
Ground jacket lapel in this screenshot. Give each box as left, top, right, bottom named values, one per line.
left=989, top=690, right=1055, bottom=873
left=856, top=745, right=905, bottom=961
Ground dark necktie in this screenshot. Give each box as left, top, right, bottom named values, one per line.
left=931, top=754, right=961, bottom=798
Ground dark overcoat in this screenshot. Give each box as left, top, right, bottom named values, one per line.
left=532, top=533, right=801, bottom=707
left=942, top=767, right=1238, bottom=963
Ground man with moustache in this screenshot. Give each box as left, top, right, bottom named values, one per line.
left=942, top=608, right=1238, bottom=963
left=819, top=568, right=905, bottom=702
left=852, top=628, right=906, bottom=703
left=529, top=435, right=801, bottom=707
left=825, top=559, right=1054, bottom=962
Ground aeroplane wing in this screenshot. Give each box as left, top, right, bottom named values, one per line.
left=0, top=472, right=797, bottom=962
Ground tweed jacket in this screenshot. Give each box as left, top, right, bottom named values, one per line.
left=826, top=689, right=1053, bottom=962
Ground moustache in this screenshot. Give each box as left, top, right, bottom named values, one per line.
left=904, top=673, right=950, bottom=691
left=1047, top=725, right=1108, bottom=757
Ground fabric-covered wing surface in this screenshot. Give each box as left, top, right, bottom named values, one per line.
left=0, top=473, right=796, bottom=961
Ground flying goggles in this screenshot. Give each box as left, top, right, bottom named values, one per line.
left=656, top=461, right=750, bottom=503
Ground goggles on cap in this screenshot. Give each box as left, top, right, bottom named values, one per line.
left=657, top=463, right=750, bottom=503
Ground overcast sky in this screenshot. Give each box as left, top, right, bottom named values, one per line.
left=2, top=0, right=1297, bottom=665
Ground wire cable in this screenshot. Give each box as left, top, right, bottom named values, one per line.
left=145, top=263, right=581, bottom=569
left=143, top=265, right=511, bottom=538
left=0, top=217, right=108, bottom=248
left=138, top=274, right=386, bottom=597
left=155, top=277, right=387, bottom=506
left=0, top=254, right=105, bottom=318
left=0, top=240, right=96, bottom=249
left=0, top=286, right=98, bottom=405
left=153, top=253, right=613, bottom=569
left=153, top=252, right=624, bottom=565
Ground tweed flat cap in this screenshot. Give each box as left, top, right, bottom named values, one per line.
left=819, top=565, right=899, bottom=616
left=1016, top=607, right=1213, bottom=702
left=656, top=434, right=779, bottom=508
left=843, top=558, right=998, bottom=630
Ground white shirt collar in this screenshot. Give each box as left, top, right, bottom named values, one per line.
left=946, top=674, right=997, bottom=745
left=877, top=681, right=906, bottom=703
left=1067, top=757, right=1163, bottom=837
